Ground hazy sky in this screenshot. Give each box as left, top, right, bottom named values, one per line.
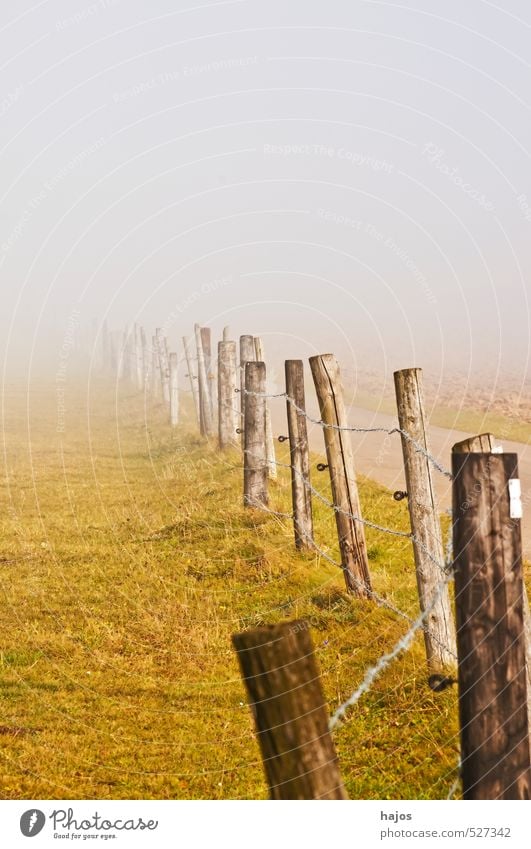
left=1, top=0, right=530, bottom=386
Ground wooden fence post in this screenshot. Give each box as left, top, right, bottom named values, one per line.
left=128, top=327, right=137, bottom=386
left=169, top=352, right=179, bottom=427
left=140, top=327, right=149, bottom=393
left=393, top=367, right=456, bottom=671
left=135, top=324, right=144, bottom=390
left=182, top=336, right=200, bottom=426
left=254, top=337, right=277, bottom=480
left=151, top=335, right=161, bottom=399
left=218, top=341, right=238, bottom=449
left=118, top=330, right=127, bottom=381
left=309, top=354, right=371, bottom=597
left=243, top=361, right=268, bottom=508
left=285, top=360, right=313, bottom=550
left=156, top=328, right=170, bottom=405
left=452, top=452, right=531, bottom=799
left=200, top=326, right=215, bottom=422
left=232, top=621, right=348, bottom=800
left=239, top=335, right=256, bottom=447
left=194, top=324, right=213, bottom=436
left=453, top=433, right=531, bottom=745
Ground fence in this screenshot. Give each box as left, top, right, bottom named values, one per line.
left=104, top=318, right=531, bottom=801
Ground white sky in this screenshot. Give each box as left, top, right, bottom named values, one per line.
left=1, top=0, right=530, bottom=386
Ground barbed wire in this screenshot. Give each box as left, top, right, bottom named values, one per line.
left=328, top=565, right=455, bottom=730
left=240, top=388, right=453, bottom=480
left=247, top=454, right=452, bottom=579
left=243, top=469, right=458, bottom=663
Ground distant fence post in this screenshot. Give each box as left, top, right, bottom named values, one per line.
left=254, top=337, right=277, bottom=480
left=182, top=336, right=200, bottom=426
left=285, top=360, right=313, bottom=550
left=452, top=452, right=531, bottom=799
left=218, top=341, right=239, bottom=449
left=232, top=621, right=348, bottom=800
left=151, top=335, right=161, bottom=399
left=169, top=353, right=179, bottom=427
left=393, top=367, right=456, bottom=671
left=200, top=326, right=215, bottom=422
left=453, top=433, right=531, bottom=742
left=239, top=335, right=256, bottom=447
left=118, top=330, right=127, bottom=381
left=195, top=324, right=213, bottom=437
left=309, top=354, right=371, bottom=597
left=140, top=327, right=149, bottom=393
left=156, top=329, right=170, bottom=405
left=243, top=361, right=268, bottom=508
left=135, top=324, right=144, bottom=391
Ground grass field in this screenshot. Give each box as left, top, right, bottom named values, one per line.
left=351, top=391, right=531, bottom=446
left=0, top=378, right=475, bottom=799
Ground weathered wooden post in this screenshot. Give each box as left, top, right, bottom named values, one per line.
left=452, top=452, right=531, bottom=799
left=135, top=324, right=144, bottom=390
left=309, top=354, right=371, bottom=597
left=194, top=323, right=213, bottom=436
left=200, top=326, right=215, bottom=421
left=140, top=327, right=149, bottom=392
left=254, top=337, right=277, bottom=480
left=218, top=340, right=238, bottom=449
left=393, top=367, right=456, bottom=671
left=128, top=327, right=137, bottom=386
left=118, top=330, right=127, bottom=381
left=156, top=328, right=170, bottom=404
left=169, top=353, right=179, bottom=427
left=151, top=335, right=161, bottom=399
left=243, top=361, right=268, bottom=508
left=182, top=336, right=200, bottom=426
left=239, top=335, right=256, bottom=447
left=102, top=319, right=110, bottom=371
left=232, top=621, right=348, bottom=800
left=453, top=433, right=531, bottom=743
left=285, top=360, right=313, bottom=550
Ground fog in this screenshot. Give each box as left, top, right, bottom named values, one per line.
left=1, top=0, right=530, bottom=391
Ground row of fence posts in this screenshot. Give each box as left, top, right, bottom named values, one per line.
left=105, top=318, right=531, bottom=800
left=227, top=337, right=531, bottom=800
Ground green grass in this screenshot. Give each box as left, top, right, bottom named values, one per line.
left=1, top=378, right=467, bottom=799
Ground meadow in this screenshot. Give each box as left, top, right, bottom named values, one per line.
left=0, top=377, right=475, bottom=799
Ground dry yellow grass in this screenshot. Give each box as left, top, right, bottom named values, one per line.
left=0, top=376, right=466, bottom=798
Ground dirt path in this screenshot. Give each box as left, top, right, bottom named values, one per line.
left=269, top=399, right=531, bottom=558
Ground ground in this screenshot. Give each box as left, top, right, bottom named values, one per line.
left=0, top=375, right=503, bottom=799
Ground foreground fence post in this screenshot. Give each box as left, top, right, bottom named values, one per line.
left=453, top=433, right=531, bottom=746
left=452, top=452, right=531, bottom=799
left=232, top=621, right=348, bottom=800
left=243, top=361, right=268, bottom=508
left=218, top=340, right=238, bottom=448
left=254, top=337, right=277, bottom=480
left=182, top=336, right=200, bottom=425
left=394, top=367, right=456, bottom=671
left=309, top=354, right=371, bottom=597
left=239, top=335, right=256, bottom=447
left=195, top=324, right=213, bottom=437
left=285, top=360, right=313, bottom=549
left=169, top=352, right=179, bottom=427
